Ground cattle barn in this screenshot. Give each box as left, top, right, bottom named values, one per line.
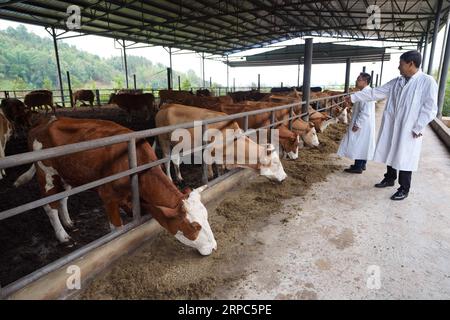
left=0, top=0, right=450, bottom=301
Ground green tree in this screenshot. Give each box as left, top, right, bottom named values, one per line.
left=181, top=78, right=191, bottom=91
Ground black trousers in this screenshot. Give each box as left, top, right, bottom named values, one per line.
left=384, top=165, right=412, bottom=192
left=354, top=159, right=367, bottom=169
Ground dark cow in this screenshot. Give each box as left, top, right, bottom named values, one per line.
left=13, top=116, right=217, bottom=255
left=158, top=89, right=194, bottom=108
left=196, top=89, right=211, bottom=97
left=108, top=93, right=156, bottom=122
left=24, top=90, right=55, bottom=115
left=72, top=90, right=95, bottom=109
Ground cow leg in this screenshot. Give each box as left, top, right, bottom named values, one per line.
left=58, top=183, right=74, bottom=230
left=98, top=186, right=123, bottom=231
left=208, top=164, right=214, bottom=179
left=44, top=203, right=71, bottom=243
left=172, top=155, right=184, bottom=182
left=0, top=143, right=6, bottom=179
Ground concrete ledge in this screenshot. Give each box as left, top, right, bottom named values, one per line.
left=430, top=118, right=450, bottom=151
left=5, top=168, right=257, bottom=300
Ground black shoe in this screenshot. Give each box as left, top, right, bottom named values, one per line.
left=374, top=179, right=395, bottom=188
left=344, top=167, right=363, bottom=174
left=362, top=166, right=367, bottom=171
left=390, top=189, right=409, bottom=201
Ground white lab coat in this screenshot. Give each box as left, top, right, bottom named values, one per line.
left=337, top=86, right=376, bottom=160
left=350, top=70, right=438, bottom=171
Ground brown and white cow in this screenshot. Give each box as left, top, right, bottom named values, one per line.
left=73, top=90, right=95, bottom=109
left=155, top=104, right=287, bottom=183
left=0, top=109, right=12, bottom=179
left=108, top=93, right=155, bottom=122
left=24, top=90, right=55, bottom=115
left=14, top=116, right=217, bottom=255
left=0, top=98, right=30, bottom=136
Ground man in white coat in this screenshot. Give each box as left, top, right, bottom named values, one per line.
left=338, top=72, right=376, bottom=174
left=346, top=50, right=438, bottom=200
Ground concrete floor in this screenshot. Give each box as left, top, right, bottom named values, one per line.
left=211, top=103, right=450, bottom=300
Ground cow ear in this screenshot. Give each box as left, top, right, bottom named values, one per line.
left=156, top=205, right=179, bottom=218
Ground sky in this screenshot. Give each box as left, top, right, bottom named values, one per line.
left=0, top=18, right=447, bottom=88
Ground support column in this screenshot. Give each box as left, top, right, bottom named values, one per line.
left=167, top=68, right=172, bottom=90
left=122, top=39, right=129, bottom=89
left=302, top=38, right=313, bottom=121
left=67, top=71, right=74, bottom=108
left=178, top=75, right=181, bottom=90
left=437, top=16, right=450, bottom=118
left=428, top=0, right=444, bottom=75
left=344, top=58, right=351, bottom=93
left=202, top=53, right=206, bottom=88
left=169, top=47, right=173, bottom=89
left=297, top=62, right=301, bottom=88
left=362, top=66, right=366, bottom=73
left=380, top=53, right=385, bottom=85
left=423, top=20, right=432, bottom=70
left=133, top=74, right=137, bottom=90
left=258, top=74, right=261, bottom=91
left=370, top=70, right=374, bottom=88
left=376, top=74, right=379, bottom=87
left=226, top=55, right=229, bottom=93
left=51, top=27, right=65, bottom=107
left=438, top=14, right=450, bottom=83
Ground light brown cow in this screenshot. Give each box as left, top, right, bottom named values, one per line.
left=24, top=90, right=55, bottom=115
left=13, top=116, right=217, bottom=255
left=155, top=104, right=287, bottom=183
left=0, top=109, right=12, bottom=179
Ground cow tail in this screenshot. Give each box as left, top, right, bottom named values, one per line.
left=14, top=164, right=36, bottom=187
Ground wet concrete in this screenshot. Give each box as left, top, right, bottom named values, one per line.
left=210, top=102, right=450, bottom=300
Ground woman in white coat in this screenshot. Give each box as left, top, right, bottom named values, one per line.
left=338, top=72, right=376, bottom=173
left=347, top=50, right=438, bottom=201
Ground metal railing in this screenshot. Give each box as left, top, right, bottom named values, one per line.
left=1, top=85, right=345, bottom=106
left=0, top=92, right=347, bottom=298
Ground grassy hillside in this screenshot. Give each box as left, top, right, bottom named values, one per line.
left=0, top=25, right=206, bottom=90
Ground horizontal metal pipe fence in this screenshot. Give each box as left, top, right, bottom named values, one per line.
left=0, top=92, right=347, bottom=298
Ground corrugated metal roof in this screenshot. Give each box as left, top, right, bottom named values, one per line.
left=0, top=0, right=448, bottom=55
left=227, top=43, right=391, bottom=67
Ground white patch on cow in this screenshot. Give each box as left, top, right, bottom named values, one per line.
left=259, top=147, right=287, bottom=182
left=59, top=182, right=74, bottom=229
left=287, top=136, right=300, bottom=160
left=33, top=139, right=43, bottom=151
left=175, top=188, right=217, bottom=256
left=303, top=128, right=320, bottom=147
left=33, top=139, right=59, bottom=192
left=37, top=160, right=59, bottom=192
left=44, top=204, right=71, bottom=243
left=338, top=108, right=348, bottom=124
left=14, top=165, right=36, bottom=187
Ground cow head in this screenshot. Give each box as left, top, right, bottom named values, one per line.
left=277, top=125, right=300, bottom=160
left=258, top=144, right=287, bottom=182
left=158, top=186, right=217, bottom=255
left=302, top=125, right=320, bottom=147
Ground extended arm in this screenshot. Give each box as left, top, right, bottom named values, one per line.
left=351, top=78, right=396, bottom=103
